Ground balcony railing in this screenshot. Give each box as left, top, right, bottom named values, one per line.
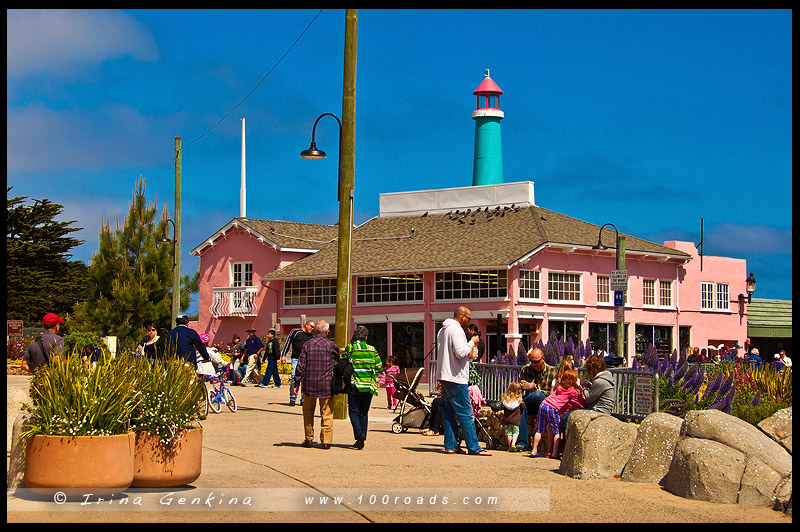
left=210, top=286, right=258, bottom=318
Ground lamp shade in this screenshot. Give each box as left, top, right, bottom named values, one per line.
left=299, top=141, right=327, bottom=160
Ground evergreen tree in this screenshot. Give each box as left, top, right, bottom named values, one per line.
left=7, top=187, right=89, bottom=325
left=71, top=177, right=175, bottom=342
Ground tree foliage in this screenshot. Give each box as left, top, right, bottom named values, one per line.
left=70, top=176, right=177, bottom=342
left=7, top=186, right=88, bottom=325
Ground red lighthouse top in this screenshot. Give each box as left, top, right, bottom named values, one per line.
left=473, top=69, right=504, bottom=96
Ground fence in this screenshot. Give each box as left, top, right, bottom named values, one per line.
left=427, top=361, right=659, bottom=421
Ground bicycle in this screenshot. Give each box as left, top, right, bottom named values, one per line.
left=202, top=366, right=238, bottom=414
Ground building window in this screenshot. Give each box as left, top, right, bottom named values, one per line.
left=635, top=324, right=673, bottom=358
left=547, top=272, right=582, bottom=302
left=597, top=275, right=610, bottom=304
left=660, top=280, right=672, bottom=307
left=356, top=274, right=423, bottom=304
left=643, top=279, right=656, bottom=306
left=435, top=269, right=507, bottom=301
left=589, top=322, right=629, bottom=357
left=548, top=320, right=582, bottom=345
left=701, top=282, right=714, bottom=310
left=716, top=283, right=729, bottom=311
left=519, top=269, right=540, bottom=300
left=284, top=278, right=337, bottom=307
left=231, top=262, right=253, bottom=287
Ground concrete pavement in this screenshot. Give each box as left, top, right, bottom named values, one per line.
left=6, top=374, right=789, bottom=522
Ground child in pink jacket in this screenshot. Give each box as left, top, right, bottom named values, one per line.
left=379, top=357, right=400, bottom=409
left=531, top=368, right=586, bottom=458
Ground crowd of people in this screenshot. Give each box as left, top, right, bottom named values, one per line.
left=20, top=308, right=791, bottom=457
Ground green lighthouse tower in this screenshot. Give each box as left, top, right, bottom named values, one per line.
left=472, top=69, right=504, bottom=186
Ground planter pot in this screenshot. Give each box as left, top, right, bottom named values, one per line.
left=24, top=432, right=135, bottom=496
left=131, top=427, right=203, bottom=488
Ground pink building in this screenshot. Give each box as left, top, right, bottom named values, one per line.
left=191, top=180, right=749, bottom=376
left=190, top=72, right=750, bottom=376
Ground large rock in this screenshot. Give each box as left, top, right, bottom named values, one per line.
left=758, top=407, right=792, bottom=454
left=664, top=409, right=792, bottom=507
left=621, top=412, right=683, bottom=484
left=665, top=436, right=747, bottom=504
left=558, top=410, right=637, bottom=479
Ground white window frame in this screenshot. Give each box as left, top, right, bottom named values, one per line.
left=716, top=283, right=730, bottom=311
left=519, top=269, right=541, bottom=301
left=547, top=271, right=583, bottom=304
left=659, top=280, right=673, bottom=308
left=434, top=269, right=508, bottom=302
left=284, top=278, right=337, bottom=307
left=597, top=275, right=610, bottom=304
left=231, top=261, right=253, bottom=287
left=356, top=274, right=424, bottom=305
left=642, top=278, right=657, bottom=307
left=701, top=282, right=714, bottom=310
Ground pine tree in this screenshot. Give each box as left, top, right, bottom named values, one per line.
left=6, top=186, right=88, bottom=325
left=71, top=176, right=174, bottom=342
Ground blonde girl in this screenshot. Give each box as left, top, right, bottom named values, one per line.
left=501, top=381, right=525, bottom=452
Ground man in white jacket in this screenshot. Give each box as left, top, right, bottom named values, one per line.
left=435, top=306, right=491, bottom=456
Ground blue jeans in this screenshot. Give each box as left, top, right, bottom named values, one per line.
left=290, top=358, right=304, bottom=403
left=261, top=359, right=282, bottom=386
left=348, top=389, right=373, bottom=440
left=440, top=380, right=481, bottom=453
left=518, top=391, right=547, bottom=446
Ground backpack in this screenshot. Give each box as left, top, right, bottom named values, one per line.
left=35, top=334, right=53, bottom=365
left=331, top=358, right=354, bottom=395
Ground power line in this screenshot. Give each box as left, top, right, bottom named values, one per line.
left=182, top=9, right=324, bottom=151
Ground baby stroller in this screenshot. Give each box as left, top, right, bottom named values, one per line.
left=390, top=368, right=432, bottom=434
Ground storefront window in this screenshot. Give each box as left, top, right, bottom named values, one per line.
left=391, top=322, right=425, bottom=369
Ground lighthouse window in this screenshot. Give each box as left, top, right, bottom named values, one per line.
left=489, top=95, right=497, bottom=108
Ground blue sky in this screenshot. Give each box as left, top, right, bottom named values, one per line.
left=7, top=9, right=792, bottom=314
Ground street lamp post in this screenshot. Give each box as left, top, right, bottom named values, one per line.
left=157, top=218, right=179, bottom=329
left=593, top=223, right=628, bottom=365
left=299, top=112, right=353, bottom=348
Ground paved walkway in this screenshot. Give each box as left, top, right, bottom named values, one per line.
left=6, top=375, right=789, bottom=522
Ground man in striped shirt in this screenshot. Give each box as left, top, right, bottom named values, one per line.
left=294, top=320, right=341, bottom=449
left=341, top=325, right=383, bottom=450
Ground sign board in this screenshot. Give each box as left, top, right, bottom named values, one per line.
left=610, top=269, right=628, bottom=291
left=7, top=320, right=23, bottom=336
left=614, top=307, right=624, bottom=323
left=614, top=290, right=624, bottom=307
left=634, top=375, right=653, bottom=415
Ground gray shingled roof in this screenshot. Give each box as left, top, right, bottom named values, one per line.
left=259, top=205, right=691, bottom=281
left=237, top=218, right=338, bottom=251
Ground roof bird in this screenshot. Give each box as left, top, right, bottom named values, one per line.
left=421, top=211, right=428, bottom=217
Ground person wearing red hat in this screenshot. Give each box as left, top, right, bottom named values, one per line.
left=22, top=313, right=65, bottom=373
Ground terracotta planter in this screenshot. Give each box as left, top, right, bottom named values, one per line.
left=24, top=432, right=135, bottom=496
left=131, top=427, right=203, bottom=488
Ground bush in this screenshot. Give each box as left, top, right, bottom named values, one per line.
left=7, top=335, right=36, bottom=361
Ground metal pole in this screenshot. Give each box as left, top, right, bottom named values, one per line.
left=333, top=8, right=357, bottom=420
left=173, top=137, right=182, bottom=329
left=617, top=234, right=627, bottom=365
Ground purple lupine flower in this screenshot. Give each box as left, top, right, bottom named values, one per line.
left=716, top=372, right=734, bottom=398
left=673, top=360, right=689, bottom=381
left=749, top=390, right=762, bottom=406
left=720, top=384, right=736, bottom=413
left=705, top=371, right=724, bottom=396
left=691, top=365, right=705, bottom=395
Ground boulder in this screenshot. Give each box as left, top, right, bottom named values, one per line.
left=758, top=407, right=792, bottom=454
left=664, top=409, right=792, bottom=507
left=558, top=410, right=637, bottom=479
left=621, top=412, right=683, bottom=484
left=665, top=436, right=746, bottom=504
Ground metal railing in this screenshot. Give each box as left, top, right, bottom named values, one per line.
left=427, top=361, right=659, bottom=421
left=210, top=286, right=258, bottom=318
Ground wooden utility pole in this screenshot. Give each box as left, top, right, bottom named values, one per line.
left=173, top=136, right=182, bottom=329
left=616, top=235, right=627, bottom=365
left=335, top=9, right=357, bottom=350
left=333, top=9, right=357, bottom=420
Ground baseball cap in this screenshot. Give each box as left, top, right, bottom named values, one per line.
left=42, top=313, right=64, bottom=327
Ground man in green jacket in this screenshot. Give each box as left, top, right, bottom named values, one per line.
left=341, top=325, right=383, bottom=450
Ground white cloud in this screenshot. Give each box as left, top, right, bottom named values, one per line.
left=6, top=9, right=158, bottom=80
